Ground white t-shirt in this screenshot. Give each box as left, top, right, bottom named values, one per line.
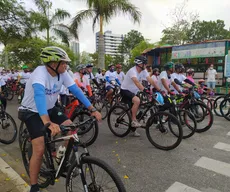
left=95, top=73, right=102, bottom=82
left=19, top=72, right=31, bottom=84
left=206, top=68, right=217, bottom=82
left=21, top=66, right=74, bottom=112
left=158, top=71, right=171, bottom=94
left=171, top=73, right=186, bottom=93
left=11, top=72, right=18, bottom=80
left=73, top=72, right=90, bottom=89
left=115, top=71, right=125, bottom=84
left=121, top=66, right=149, bottom=94
left=0, top=78, right=5, bottom=87
left=105, top=71, right=117, bottom=87
left=150, top=75, right=159, bottom=91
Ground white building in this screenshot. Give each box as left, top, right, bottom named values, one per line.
left=70, top=41, right=80, bottom=56
left=96, top=30, right=124, bottom=56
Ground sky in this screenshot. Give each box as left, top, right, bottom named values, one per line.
left=7, top=0, right=230, bottom=53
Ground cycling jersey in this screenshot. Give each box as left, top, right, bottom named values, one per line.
left=121, top=66, right=149, bottom=94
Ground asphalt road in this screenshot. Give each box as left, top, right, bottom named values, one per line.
left=1, top=98, right=230, bottom=192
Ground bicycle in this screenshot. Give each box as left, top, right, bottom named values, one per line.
left=107, top=92, right=183, bottom=151
left=21, top=117, right=126, bottom=191
left=220, top=97, right=230, bottom=121
left=19, top=97, right=99, bottom=149
left=0, top=99, right=17, bottom=144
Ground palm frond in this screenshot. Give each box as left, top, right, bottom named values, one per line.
left=50, top=9, right=71, bottom=25
left=109, top=0, right=141, bottom=24
left=56, top=23, right=79, bottom=40
left=52, top=27, right=70, bottom=47
left=33, top=0, right=49, bottom=16
left=71, top=9, right=96, bottom=31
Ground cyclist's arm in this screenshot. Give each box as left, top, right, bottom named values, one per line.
left=146, top=76, right=160, bottom=91
left=131, top=77, right=145, bottom=91
left=115, top=78, right=121, bottom=86
left=33, top=83, right=50, bottom=124
left=171, top=81, right=181, bottom=93
left=68, top=84, right=94, bottom=111
left=161, top=78, right=171, bottom=93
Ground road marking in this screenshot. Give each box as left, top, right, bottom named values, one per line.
left=165, top=182, right=201, bottom=192
left=214, top=142, right=230, bottom=152
left=195, top=157, right=230, bottom=177
left=227, top=132, right=230, bottom=136
left=0, top=157, right=30, bottom=192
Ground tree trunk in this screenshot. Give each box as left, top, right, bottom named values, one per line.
left=98, top=15, right=105, bottom=69
left=47, top=27, right=50, bottom=45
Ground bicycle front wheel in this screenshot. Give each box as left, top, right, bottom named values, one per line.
left=220, top=98, right=230, bottom=121
left=145, top=111, right=183, bottom=150
left=0, top=112, right=17, bottom=144
left=66, top=156, right=126, bottom=192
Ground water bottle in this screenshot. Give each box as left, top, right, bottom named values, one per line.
left=56, top=145, right=66, bottom=164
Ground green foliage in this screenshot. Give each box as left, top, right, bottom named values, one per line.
left=89, top=52, right=114, bottom=69
left=4, top=37, right=76, bottom=69
left=120, top=30, right=144, bottom=54
left=0, top=0, right=32, bottom=46
left=187, top=20, right=230, bottom=42
left=30, top=0, right=77, bottom=46
left=71, top=0, right=141, bottom=68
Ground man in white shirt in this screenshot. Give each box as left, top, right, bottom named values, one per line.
left=121, top=55, right=161, bottom=136
left=105, top=64, right=121, bottom=103
left=170, top=64, right=187, bottom=94
left=205, top=64, right=218, bottom=92
left=115, top=64, right=125, bottom=84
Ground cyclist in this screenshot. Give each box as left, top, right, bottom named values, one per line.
left=85, top=63, right=100, bottom=88
left=150, top=68, right=160, bottom=93
left=74, top=64, right=93, bottom=97
left=158, top=62, right=175, bottom=95
left=17, top=65, right=31, bottom=100
left=115, top=64, right=125, bottom=84
left=186, top=68, right=195, bottom=84
left=170, top=63, right=187, bottom=94
left=18, top=46, right=101, bottom=192
left=120, top=55, right=161, bottom=136
left=105, top=64, right=121, bottom=103
left=0, top=78, right=7, bottom=110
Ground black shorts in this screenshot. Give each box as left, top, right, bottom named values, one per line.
left=19, top=106, right=68, bottom=140
left=120, top=89, right=135, bottom=107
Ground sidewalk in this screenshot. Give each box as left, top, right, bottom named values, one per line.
left=0, top=157, right=30, bottom=192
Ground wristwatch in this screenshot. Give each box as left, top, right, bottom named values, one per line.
left=90, top=107, right=97, bottom=113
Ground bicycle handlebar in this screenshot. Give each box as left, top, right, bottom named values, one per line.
left=42, top=116, right=96, bottom=134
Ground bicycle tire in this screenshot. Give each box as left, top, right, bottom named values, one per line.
left=145, top=111, right=183, bottom=150
left=184, top=102, right=213, bottom=133
left=18, top=122, right=29, bottom=149
left=214, top=95, right=226, bottom=116
left=177, top=109, right=197, bottom=139
left=21, top=136, right=51, bottom=188
left=93, top=100, right=108, bottom=120
left=0, top=112, right=17, bottom=144
left=220, top=98, right=230, bottom=121
left=4, top=88, right=14, bottom=101
left=71, top=111, right=98, bottom=147
left=107, top=105, right=131, bottom=137
left=200, top=96, right=213, bottom=111
left=66, top=156, right=126, bottom=192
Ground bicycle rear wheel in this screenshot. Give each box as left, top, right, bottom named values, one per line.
left=0, top=112, right=17, bottom=144
left=145, top=111, right=183, bottom=150
left=66, top=156, right=126, bottom=192
left=93, top=100, right=108, bottom=120
left=214, top=95, right=225, bottom=116
left=107, top=105, right=131, bottom=137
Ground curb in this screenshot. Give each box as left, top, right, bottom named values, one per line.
left=0, top=157, right=30, bottom=192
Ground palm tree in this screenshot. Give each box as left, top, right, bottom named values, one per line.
left=31, top=0, right=78, bottom=46
left=71, top=0, right=141, bottom=69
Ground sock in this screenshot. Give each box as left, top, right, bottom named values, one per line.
left=30, top=184, right=40, bottom=192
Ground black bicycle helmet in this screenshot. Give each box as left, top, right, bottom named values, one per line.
left=134, top=55, right=147, bottom=65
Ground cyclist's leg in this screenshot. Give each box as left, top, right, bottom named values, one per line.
left=131, top=96, right=140, bottom=121
left=24, top=114, right=45, bottom=187
left=105, top=86, right=114, bottom=103
left=0, top=95, right=7, bottom=110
